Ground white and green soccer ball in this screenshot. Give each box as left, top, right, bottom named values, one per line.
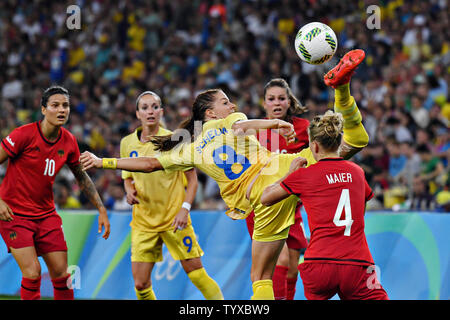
left=294, top=22, right=338, bottom=65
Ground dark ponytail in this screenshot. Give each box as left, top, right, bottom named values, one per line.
left=152, top=89, right=221, bottom=151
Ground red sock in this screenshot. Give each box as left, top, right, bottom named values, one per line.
left=286, top=276, right=298, bottom=300
left=21, top=276, right=41, bottom=300
left=272, top=265, right=288, bottom=300
left=51, top=274, right=74, bottom=300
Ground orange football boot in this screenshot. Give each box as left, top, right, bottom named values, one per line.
left=324, top=49, right=365, bottom=88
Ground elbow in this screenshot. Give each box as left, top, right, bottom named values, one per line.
left=143, top=158, right=160, bottom=173
left=260, top=192, right=273, bottom=207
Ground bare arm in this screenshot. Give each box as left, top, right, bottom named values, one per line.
left=172, top=168, right=198, bottom=232
left=261, top=184, right=291, bottom=207
left=0, top=147, right=8, bottom=165
left=182, top=168, right=198, bottom=206
left=124, top=178, right=139, bottom=205
left=232, top=119, right=296, bottom=144
left=70, top=163, right=111, bottom=239
left=261, top=157, right=306, bottom=206
left=80, top=151, right=163, bottom=173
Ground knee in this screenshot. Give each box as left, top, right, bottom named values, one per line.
left=181, top=258, right=203, bottom=274
left=48, top=264, right=69, bottom=280
left=134, top=279, right=151, bottom=291
left=22, top=262, right=41, bottom=279
left=276, top=252, right=289, bottom=267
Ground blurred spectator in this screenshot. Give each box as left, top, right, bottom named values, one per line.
left=387, top=139, right=407, bottom=180
left=397, top=142, right=422, bottom=195
left=417, top=144, right=445, bottom=189
left=104, top=183, right=132, bottom=211
left=55, top=183, right=82, bottom=210
left=410, top=176, right=435, bottom=211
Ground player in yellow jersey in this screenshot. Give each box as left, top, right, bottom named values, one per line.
left=121, top=91, right=223, bottom=300
left=81, top=50, right=369, bottom=300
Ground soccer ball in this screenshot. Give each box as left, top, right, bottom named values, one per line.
left=294, top=22, right=338, bottom=65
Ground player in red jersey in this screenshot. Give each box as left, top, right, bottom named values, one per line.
left=246, top=78, right=309, bottom=300
left=0, top=86, right=111, bottom=300
left=261, top=111, right=388, bottom=300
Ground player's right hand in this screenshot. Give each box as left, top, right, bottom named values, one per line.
left=288, top=157, right=307, bottom=174
left=126, top=189, right=140, bottom=205
left=277, top=120, right=296, bottom=144
left=80, top=151, right=102, bottom=171
left=0, top=199, right=14, bottom=222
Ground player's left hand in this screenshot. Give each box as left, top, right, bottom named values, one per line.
left=80, top=151, right=102, bottom=171
left=98, top=208, right=111, bottom=239
left=172, top=208, right=189, bottom=233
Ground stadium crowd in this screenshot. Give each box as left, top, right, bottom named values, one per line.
left=0, top=0, right=449, bottom=212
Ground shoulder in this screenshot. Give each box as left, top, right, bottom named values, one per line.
left=60, top=127, right=79, bottom=144
left=61, top=126, right=76, bottom=139
left=341, top=160, right=365, bottom=176
left=224, top=112, right=248, bottom=127
left=291, top=116, right=309, bottom=125
left=157, top=126, right=173, bottom=136
left=13, top=122, right=37, bottom=134
left=291, top=116, right=309, bottom=130
left=6, top=122, right=37, bottom=144
left=120, top=129, right=139, bottom=147
left=121, top=131, right=136, bottom=143
left=282, top=167, right=308, bottom=189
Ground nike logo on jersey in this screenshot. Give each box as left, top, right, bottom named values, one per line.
left=6, top=136, right=15, bottom=147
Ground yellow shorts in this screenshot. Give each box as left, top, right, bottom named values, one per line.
left=131, top=224, right=204, bottom=263
left=249, top=154, right=299, bottom=242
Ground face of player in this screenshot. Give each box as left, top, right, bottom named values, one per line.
left=207, top=90, right=237, bottom=120
left=41, top=94, right=70, bottom=127
left=136, top=94, right=163, bottom=127
left=263, top=86, right=290, bottom=120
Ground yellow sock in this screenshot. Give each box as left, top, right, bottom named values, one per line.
left=334, top=83, right=353, bottom=109
left=251, top=279, right=274, bottom=300
left=343, top=122, right=369, bottom=148
left=188, top=268, right=224, bottom=300
left=334, top=83, right=369, bottom=148
left=135, top=286, right=157, bottom=300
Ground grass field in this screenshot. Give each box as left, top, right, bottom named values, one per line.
left=0, top=295, right=19, bottom=300
left=0, top=295, right=54, bottom=300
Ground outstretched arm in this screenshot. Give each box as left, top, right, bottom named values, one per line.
left=80, top=151, right=163, bottom=173
left=232, top=119, right=296, bottom=144
left=70, top=163, right=111, bottom=239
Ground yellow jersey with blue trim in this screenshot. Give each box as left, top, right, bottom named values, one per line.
left=120, top=126, right=190, bottom=232
left=157, top=112, right=274, bottom=219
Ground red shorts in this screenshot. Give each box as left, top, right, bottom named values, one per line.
left=298, top=262, right=389, bottom=300
left=245, top=203, right=308, bottom=250
left=0, top=213, right=67, bottom=256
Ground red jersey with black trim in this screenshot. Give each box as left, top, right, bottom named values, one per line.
left=0, top=121, right=81, bottom=219
left=281, top=158, right=375, bottom=266
left=257, top=116, right=309, bottom=154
